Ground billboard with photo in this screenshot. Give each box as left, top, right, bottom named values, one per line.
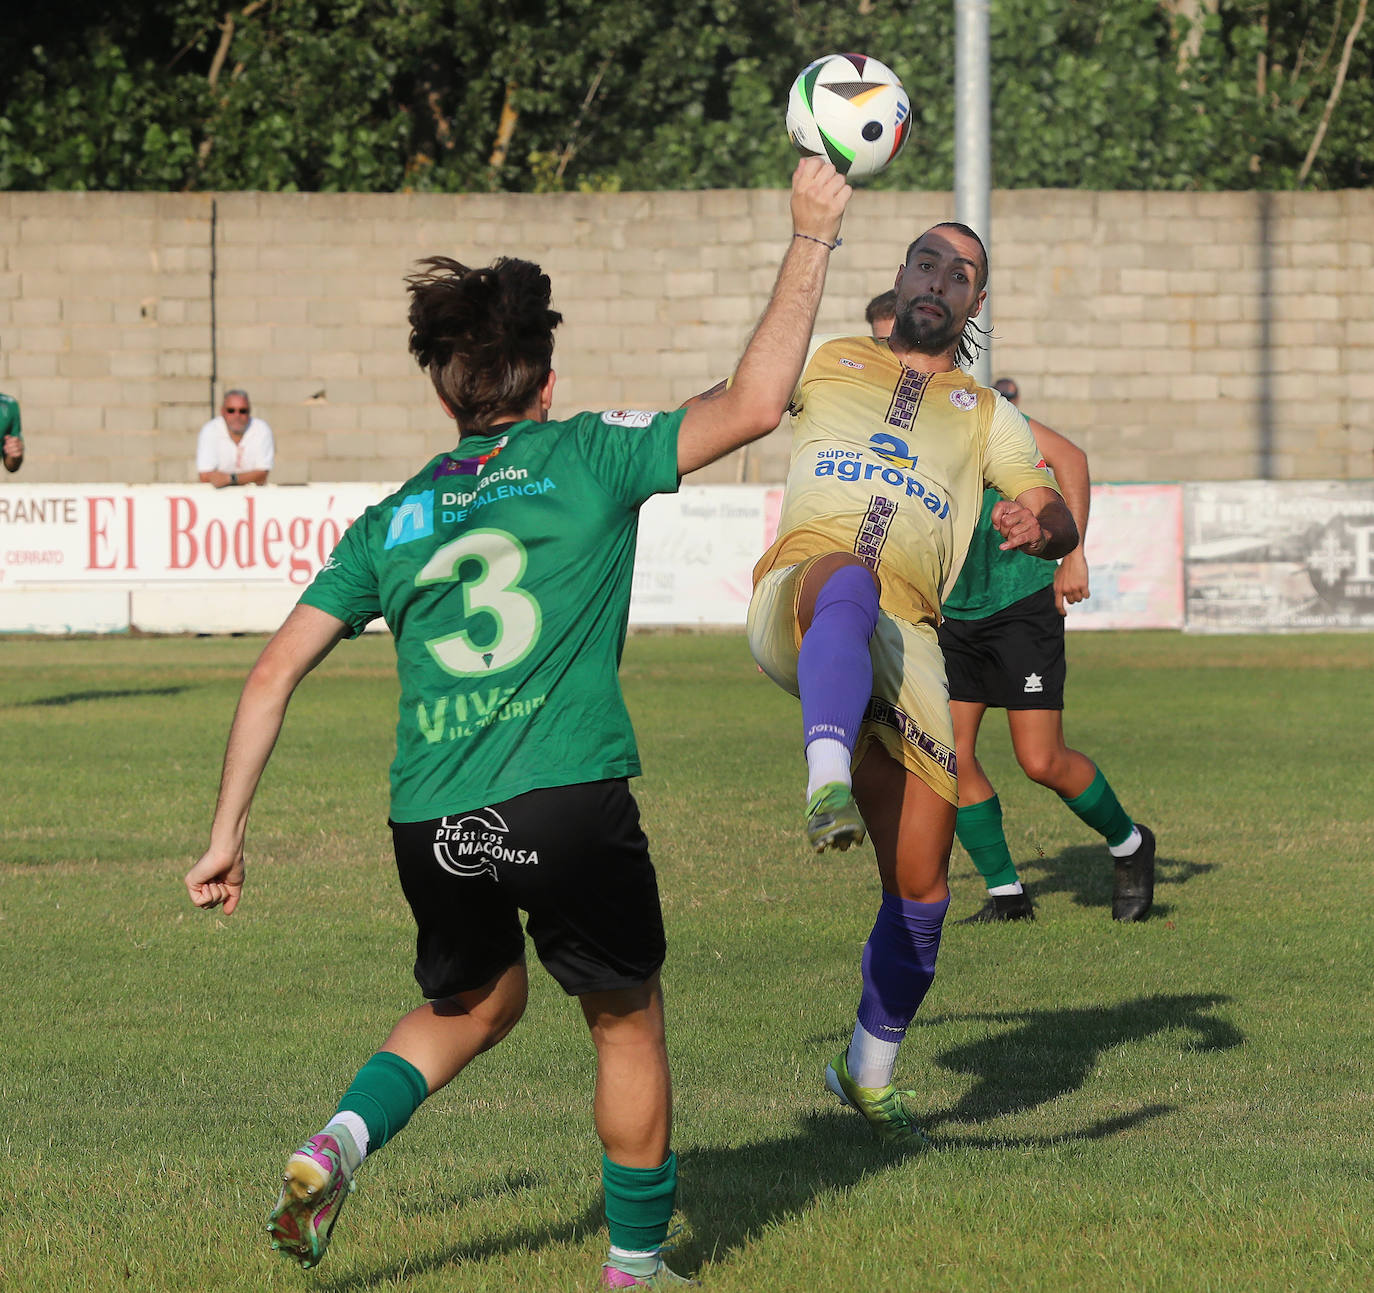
left=1185, top=481, right=1374, bottom=631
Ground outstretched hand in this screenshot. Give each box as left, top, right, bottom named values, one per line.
left=790, top=157, right=852, bottom=248
left=185, top=848, right=245, bottom=915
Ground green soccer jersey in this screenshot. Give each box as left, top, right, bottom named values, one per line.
left=300, top=408, right=683, bottom=822
left=0, top=393, right=20, bottom=442
left=940, top=485, right=1056, bottom=620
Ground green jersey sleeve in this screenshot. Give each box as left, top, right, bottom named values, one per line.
left=573, top=408, right=684, bottom=507
left=298, top=510, right=383, bottom=637
left=0, top=395, right=20, bottom=441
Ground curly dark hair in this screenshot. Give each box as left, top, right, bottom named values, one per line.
left=406, top=256, right=563, bottom=431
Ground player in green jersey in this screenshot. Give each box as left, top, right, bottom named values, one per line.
left=1, top=391, right=22, bottom=473
left=184, top=158, right=852, bottom=1288
left=938, top=377, right=1155, bottom=923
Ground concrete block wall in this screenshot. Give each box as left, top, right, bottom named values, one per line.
left=1, top=188, right=1369, bottom=486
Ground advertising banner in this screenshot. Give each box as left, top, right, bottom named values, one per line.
left=4, top=480, right=1370, bottom=634
left=631, top=485, right=774, bottom=625
left=1064, top=484, right=1185, bottom=630
left=1185, top=481, right=1374, bottom=631
left=0, top=484, right=392, bottom=591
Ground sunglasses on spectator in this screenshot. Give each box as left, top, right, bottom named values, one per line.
left=225, top=406, right=250, bottom=414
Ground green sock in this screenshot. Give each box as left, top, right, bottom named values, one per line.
left=603, top=1152, right=677, bottom=1254
left=1061, top=767, right=1134, bottom=849
left=335, top=1050, right=430, bottom=1154
left=955, top=795, right=1020, bottom=890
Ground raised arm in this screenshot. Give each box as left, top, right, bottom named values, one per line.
left=184, top=603, right=349, bottom=913
left=676, top=159, right=851, bottom=475
left=1029, top=416, right=1091, bottom=611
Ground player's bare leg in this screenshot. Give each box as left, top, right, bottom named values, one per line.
left=582, top=976, right=690, bottom=1287
left=951, top=699, right=1036, bottom=922
left=378, top=958, right=530, bottom=1089
left=823, top=744, right=952, bottom=1148
left=1005, top=708, right=1095, bottom=798
left=1005, top=708, right=1155, bottom=921
left=950, top=699, right=994, bottom=806
left=268, top=961, right=528, bottom=1269
left=794, top=554, right=881, bottom=853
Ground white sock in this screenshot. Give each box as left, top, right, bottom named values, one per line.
left=846, top=1020, right=902, bottom=1089
left=324, top=1111, right=370, bottom=1162
left=806, top=738, right=852, bottom=800
left=1109, top=827, right=1142, bottom=858
left=989, top=881, right=1024, bottom=896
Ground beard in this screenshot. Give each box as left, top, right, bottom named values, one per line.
left=891, top=296, right=964, bottom=356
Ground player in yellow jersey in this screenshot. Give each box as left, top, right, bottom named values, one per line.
left=747, top=224, right=1079, bottom=1148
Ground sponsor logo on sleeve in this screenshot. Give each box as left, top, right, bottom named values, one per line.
left=384, top=492, right=435, bottom=549
left=601, top=409, right=657, bottom=428
left=950, top=389, right=978, bottom=411
left=839, top=357, right=865, bottom=370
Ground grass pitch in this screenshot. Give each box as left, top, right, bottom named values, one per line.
left=0, top=630, right=1370, bottom=1291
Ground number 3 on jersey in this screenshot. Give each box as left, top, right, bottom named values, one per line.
left=416, top=529, right=541, bottom=675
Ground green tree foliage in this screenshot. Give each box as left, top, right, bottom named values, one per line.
left=0, top=1, right=1369, bottom=192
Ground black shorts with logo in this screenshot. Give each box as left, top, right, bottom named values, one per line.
left=937, top=585, right=1066, bottom=711
left=389, top=779, right=666, bottom=1000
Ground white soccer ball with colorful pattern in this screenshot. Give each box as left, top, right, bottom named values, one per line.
left=786, top=53, right=911, bottom=182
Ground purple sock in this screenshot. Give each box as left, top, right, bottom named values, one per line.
left=798, top=565, right=879, bottom=749
left=855, top=890, right=951, bottom=1042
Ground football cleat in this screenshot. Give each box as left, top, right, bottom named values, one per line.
left=805, top=782, right=866, bottom=854
left=959, top=891, right=1035, bottom=924
left=1112, top=824, right=1156, bottom=922
left=602, top=1256, right=696, bottom=1287
left=266, top=1128, right=358, bottom=1269
left=824, top=1049, right=931, bottom=1150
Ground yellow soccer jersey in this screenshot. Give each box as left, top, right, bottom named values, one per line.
left=753, top=335, right=1057, bottom=625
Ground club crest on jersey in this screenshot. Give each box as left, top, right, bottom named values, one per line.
left=949, top=389, right=978, bottom=411
left=601, top=409, right=655, bottom=428
left=384, top=491, right=435, bottom=549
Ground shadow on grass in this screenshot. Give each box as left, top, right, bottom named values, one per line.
left=10, top=685, right=193, bottom=707
left=1024, top=842, right=1215, bottom=914
left=320, top=994, right=1241, bottom=1289
left=920, top=992, right=1243, bottom=1128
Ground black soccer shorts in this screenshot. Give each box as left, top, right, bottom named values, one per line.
left=938, top=585, right=1067, bottom=710
left=389, top=779, right=667, bottom=1000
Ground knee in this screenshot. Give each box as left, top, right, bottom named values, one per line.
left=1016, top=746, right=1063, bottom=787
left=449, top=975, right=529, bottom=1049
left=816, top=562, right=880, bottom=628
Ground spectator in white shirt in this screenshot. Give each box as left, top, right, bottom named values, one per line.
left=197, top=390, right=275, bottom=487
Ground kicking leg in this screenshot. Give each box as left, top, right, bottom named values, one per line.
left=583, top=975, right=690, bottom=1288
left=823, top=744, right=954, bottom=1149
left=268, top=960, right=529, bottom=1269
left=795, top=555, right=880, bottom=853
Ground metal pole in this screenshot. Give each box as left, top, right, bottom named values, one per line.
left=955, top=0, right=992, bottom=385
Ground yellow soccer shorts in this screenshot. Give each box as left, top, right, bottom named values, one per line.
left=746, top=558, right=958, bottom=806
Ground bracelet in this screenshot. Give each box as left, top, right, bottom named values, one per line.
left=230, top=472, right=238, bottom=485
left=793, top=232, right=841, bottom=250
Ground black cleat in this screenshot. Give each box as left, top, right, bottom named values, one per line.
left=959, top=890, right=1035, bottom=924
left=1112, top=824, right=1156, bottom=922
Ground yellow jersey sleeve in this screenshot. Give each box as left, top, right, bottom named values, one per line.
left=983, top=394, right=1058, bottom=501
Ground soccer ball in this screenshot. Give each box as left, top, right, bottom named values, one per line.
left=786, top=53, right=911, bottom=182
